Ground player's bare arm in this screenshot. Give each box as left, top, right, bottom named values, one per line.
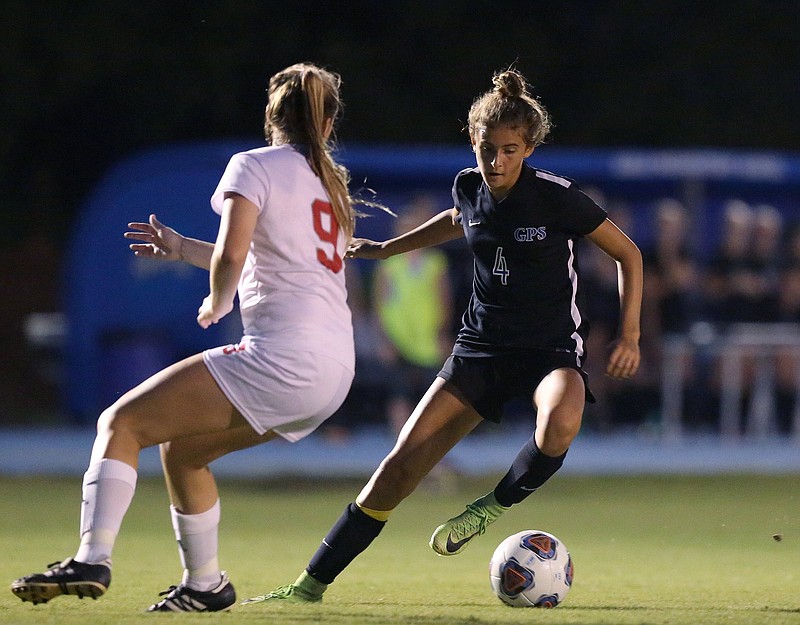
left=125, top=213, right=215, bottom=270
left=586, top=218, right=643, bottom=379
left=198, top=193, right=258, bottom=329
left=346, top=208, right=463, bottom=260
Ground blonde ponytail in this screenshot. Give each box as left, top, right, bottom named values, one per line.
left=301, top=70, right=355, bottom=239
left=265, top=63, right=355, bottom=240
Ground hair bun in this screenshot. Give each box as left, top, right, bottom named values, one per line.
left=492, top=70, right=526, bottom=98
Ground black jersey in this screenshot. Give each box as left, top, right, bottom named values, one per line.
left=451, top=163, right=607, bottom=363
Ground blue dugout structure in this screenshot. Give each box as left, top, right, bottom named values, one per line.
left=65, top=141, right=800, bottom=423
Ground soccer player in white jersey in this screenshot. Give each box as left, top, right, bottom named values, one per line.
left=11, top=63, right=358, bottom=612
left=250, top=68, right=643, bottom=604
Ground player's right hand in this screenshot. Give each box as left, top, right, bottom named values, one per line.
left=125, top=214, right=183, bottom=261
left=605, top=336, right=640, bottom=379
left=197, top=294, right=233, bottom=329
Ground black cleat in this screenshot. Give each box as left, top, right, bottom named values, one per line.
left=147, top=571, right=236, bottom=612
left=10, top=558, right=111, bottom=604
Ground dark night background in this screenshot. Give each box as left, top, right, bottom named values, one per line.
left=2, top=0, right=799, bottom=422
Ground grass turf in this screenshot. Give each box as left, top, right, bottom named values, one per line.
left=0, top=473, right=798, bottom=625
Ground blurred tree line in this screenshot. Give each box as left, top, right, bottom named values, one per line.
left=0, top=0, right=798, bottom=420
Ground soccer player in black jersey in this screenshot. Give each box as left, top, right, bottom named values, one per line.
left=249, top=68, right=642, bottom=604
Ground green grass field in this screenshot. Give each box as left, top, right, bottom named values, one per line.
left=0, top=473, right=798, bottom=625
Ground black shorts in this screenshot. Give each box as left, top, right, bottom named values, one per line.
left=437, top=351, right=595, bottom=424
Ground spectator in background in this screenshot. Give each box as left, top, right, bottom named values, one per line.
left=704, top=199, right=752, bottom=322
left=320, top=262, right=394, bottom=438
left=775, top=261, right=800, bottom=434
left=701, top=200, right=757, bottom=433
left=372, top=195, right=454, bottom=434
left=702, top=201, right=787, bottom=434
left=776, top=266, right=800, bottom=322
left=773, top=219, right=800, bottom=435
left=777, top=221, right=800, bottom=323
left=749, top=204, right=783, bottom=320
left=777, top=221, right=800, bottom=324
left=647, top=198, right=703, bottom=333
left=782, top=221, right=800, bottom=269
left=643, top=198, right=709, bottom=430
left=704, top=199, right=779, bottom=323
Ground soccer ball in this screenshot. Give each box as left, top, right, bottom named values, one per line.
left=489, top=530, right=573, bottom=608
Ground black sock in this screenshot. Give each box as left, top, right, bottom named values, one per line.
left=306, top=502, right=386, bottom=585
left=493, top=437, right=567, bottom=507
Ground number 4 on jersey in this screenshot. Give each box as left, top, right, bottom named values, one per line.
left=493, top=246, right=509, bottom=285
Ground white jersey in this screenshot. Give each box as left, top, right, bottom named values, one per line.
left=209, top=144, right=354, bottom=371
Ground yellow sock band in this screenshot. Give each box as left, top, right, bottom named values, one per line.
left=355, top=501, right=393, bottom=522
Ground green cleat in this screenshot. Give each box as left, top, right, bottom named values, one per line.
left=429, top=492, right=509, bottom=556
left=241, top=584, right=322, bottom=605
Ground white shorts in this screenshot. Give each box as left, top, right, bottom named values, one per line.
left=203, top=336, right=354, bottom=442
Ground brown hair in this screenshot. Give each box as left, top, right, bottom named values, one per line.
left=467, top=69, right=552, bottom=148
left=264, top=63, right=355, bottom=238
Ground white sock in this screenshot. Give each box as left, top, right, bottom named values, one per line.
left=171, top=500, right=221, bottom=591
left=74, top=458, right=137, bottom=565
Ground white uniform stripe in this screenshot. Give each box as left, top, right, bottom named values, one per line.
left=535, top=170, right=572, bottom=187
left=566, top=239, right=585, bottom=364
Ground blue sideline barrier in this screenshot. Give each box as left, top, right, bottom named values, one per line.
left=2, top=427, right=798, bottom=478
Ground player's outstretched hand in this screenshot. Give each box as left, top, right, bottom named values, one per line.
left=125, top=214, right=183, bottom=261
left=605, top=336, right=640, bottom=379
left=345, top=238, right=389, bottom=260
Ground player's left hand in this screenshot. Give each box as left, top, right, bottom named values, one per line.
left=197, top=295, right=233, bottom=329
left=605, top=336, right=640, bottom=379
left=345, top=238, right=389, bottom=260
